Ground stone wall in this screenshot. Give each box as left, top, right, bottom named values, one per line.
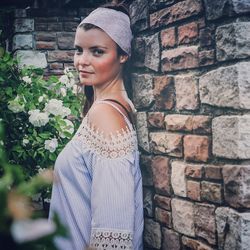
left=9, top=0, right=250, bottom=249
left=130, top=0, right=250, bottom=249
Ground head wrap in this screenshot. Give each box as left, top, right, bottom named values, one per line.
left=78, top=7, right=133, bottom=56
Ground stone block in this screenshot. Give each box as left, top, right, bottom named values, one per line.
left=144, top=33, right=160, bottom=71
left=14, top=9, right=26, bottom=18
left=148, top=112, right=165, bottom=129
left=153, top=75, right=175, bottom=110
left=199, top=49, right=215, bottom=66
left=129, top=0, right=148, bottom=32
left=154, top=194, right=171, bottom=211
left=212, top=115, right=250, bottom=159
left=223, top=165, right=250, bottom=208
left=165, top=115, right=211, bottom=133
left=150, top=0, right=202, bottom=28
left=161, top=27, right=176, bottom=48
left=36, top=41, right=56, bottom=50
left=171, top=161, right=187, bottom=197
left=132, top=74, right=154, bottom=109
left=48, top=50, right=74, bottom=62
left=162, top=46, right=199, bottom=72
left=48, top=22, right=63, bottom=31
left=35, top=32, right=56, bottom=41
left=162, top=228, right=181, bottom=250
left=144, top=219, right=161, bottom=249
left=155, top=207, right=171, bottom=226
left=199, top=27, right=214, bottom=47
left=187, top=180, right=201, bottom=201
left=14, top=18, right=34, bottom=32
left=216, top=207, right=250, bottom=250
left=205, top=165, right=222, bottom=180
left=175, top=74, right=199, bottom=110
left=178, top=22, right=199, bottom=44
left=182, top=236, right=213, bottom=250
left=232, top=0, right=250, bottom=14
left=185, top=164, right=203, bottom=179
left=140, top=155, right=153, bottom=186
left=172, top=198, right=195, bottom=236
left=200, top=62, right=250, bottom=109
left=63, top=21, right=79, bottom=32
left=151, top=156, right=171, bottom=195
left=216, top=22, right=250, bottom=61
left=194, top=203, right=216, bottom=245
left=143, top=188, right=153, bottom=217
left=15, top=50, right=47, bottom=69
left=201, top=181, right=222, bottom=204
left=135, top=112, right=150, bottom=152
left=150, top=132, right=183, bottom=157
left=184, top=135, right=210, bottom=162
left=132, top=37, right=145, bottom=67
left=13, top=34, right=33, bottom=50
left=57, top=32, right=75, bottom=49
left=49, top=63, right=64, bottom=70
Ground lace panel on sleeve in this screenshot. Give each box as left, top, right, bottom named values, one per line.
left=90, top=228, right=133, bottom=250
left=73, top=117, right=137, bottom=159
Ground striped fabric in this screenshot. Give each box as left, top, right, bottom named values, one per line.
left=49, top=100, right=144, bottom=250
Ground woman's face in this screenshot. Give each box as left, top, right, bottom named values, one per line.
left=74, top=27, right=127, bottom=87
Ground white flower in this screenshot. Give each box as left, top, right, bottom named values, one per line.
left=44, top=99, right=71, bottom=118
left=38, top=96, right=44, bottom=103
left=59, top=119, right=74, bottom=138
left=63, top=67, right=70, bottom=75
left=60, top=87, right=67, bottom=97
left=44, top=138, right=58, bottom=153
left=10, top=219, right=56, bottom=244
left=65, top=77, right=75, bottom=88
left=0, top=140, right=4, bottom=146
left=8, top=96, right=25, bottom=113
left=59, top=75, right=69, bottom=85
left=22, top=138, right=29, bottom=146
left=28, top=109, right=49, bottom=127
left=22, top=76, right=32, bottom=84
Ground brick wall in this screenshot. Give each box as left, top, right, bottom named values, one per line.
left=10, top=0, right=250, bottom=249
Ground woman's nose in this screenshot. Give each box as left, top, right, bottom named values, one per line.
left=78, top=51, right=90, bottom=65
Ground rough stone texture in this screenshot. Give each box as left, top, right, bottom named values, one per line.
left=57, top=32, right=75, bottom=49
left=199, top=27, right=214, bottom=47
left=48, top=22, right=63, bottom=31
left=140, top=155, right=153, bottom=186
left=201, top=181, right=222, bottom=204
left=132, top=37, right=145, bottom=67
left=172, top=198, right=195, bottom=237
left=155, top=207, right=171, bottom=226
left=49, top=63, right=64, bottom=70
left=162, top=46, right=199, bottom=72
left=187, top=180, right=201, bottom=201
left=171, top=161, right=187, bottom=197
left=232, top=0, right=250, bottom=14
left=148, top=112, right=165, bottom=129
left=135, top=112, right=150, bottom=152
left=222, top=165, right=250, bottom=208
left=199, top=62, right=250, bottom=109
left=14, top=9, right=27, bottom=18
left=185, top=164, right=203, bottom=179
left=184, top=135, right=210, bottom=162
left=194, top=203, right=216, bottom=245
left=130, top=0, right=148, bottom=32
left=35, top=32, right=56, bottom=41
left=212, top=115, right=250, bottom=159
left=216, top=207, right=250, bottom=250
left=182, top=236, right=213, bottom=250
left=150, top=132, right=183, bottom=157
left=36, top=41, right=56, bottom=50
left=199, top=49, right=215, bottom=66
left=205, top=165, right=222, bottom=180
left=154, top=194, right=171, bottom=211
left=144, top=218, right=162, bottom=249
left=216, top=22, right=250, bottom=61
left=144, top=33, right=160, bottom=71
left=14, top=18, right=34, bottom=32
left=165, top=115, right=211, bottom=133
left=162, top=228, right=181, bottom=250
left=178, top=22, right=199, bottom=44
left=161, top=27, right=176, bottom=48
left=13, top=34, right=33, bottom=50
left=132, top=74, right=154, bottom=109
left=48, top=50, right=74, bottom=62
left=150, top=0, right=202, bottom=28
left=143, top=188, right=153, bottom=217
left=175, top=74, right=199, bottom=110
left=153, top=75, right=175, bottom=110
left=151, top=156, right=171, bottom=195
left=15, top=50, right=47, bottom=68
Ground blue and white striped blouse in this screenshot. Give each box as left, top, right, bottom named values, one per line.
left=49, top=100, right=144, bottom=250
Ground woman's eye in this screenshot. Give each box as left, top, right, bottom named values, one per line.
left=92, top=49, right=104, bottom=56
left=74, top=48, right=82, bottom=55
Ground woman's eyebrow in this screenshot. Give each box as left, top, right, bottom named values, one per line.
left=89, top=45, right=108, bottom=49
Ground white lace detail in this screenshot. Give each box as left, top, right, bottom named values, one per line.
left=90, top=228, right=133, bottom=250
left=72, top=116, right=137, bottom=159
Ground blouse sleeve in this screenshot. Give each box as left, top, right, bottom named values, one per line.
left=89, top=155, right=135, bottom=250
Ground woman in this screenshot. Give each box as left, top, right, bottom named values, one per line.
left=49, top=2, right=144, bottom=250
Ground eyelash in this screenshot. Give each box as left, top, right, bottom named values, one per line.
left=74, top=48, right=104, bottom=57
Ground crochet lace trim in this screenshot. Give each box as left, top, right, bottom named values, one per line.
left=90, top=228, right=133, bottom=250
left=73, top=117, right=137, bottom=159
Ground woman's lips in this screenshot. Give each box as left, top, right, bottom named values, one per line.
left=79, top=71, right=94, bottom=77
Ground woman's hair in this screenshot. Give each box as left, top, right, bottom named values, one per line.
left=78, top=1, right=132, bottom=116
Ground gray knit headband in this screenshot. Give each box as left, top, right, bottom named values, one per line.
left=79, top=7, right=133, bottom=56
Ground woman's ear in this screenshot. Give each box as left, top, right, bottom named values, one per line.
left=119, top=54, right=129, bottom=64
